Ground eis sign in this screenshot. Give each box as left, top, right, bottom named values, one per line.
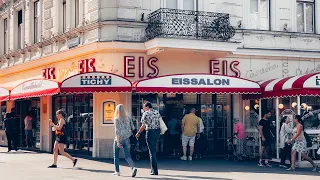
left=124, top=57, right=241, bottom=78
left=80, top=75, right=112, bottom=86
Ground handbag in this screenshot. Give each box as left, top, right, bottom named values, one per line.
left=159, top=117, right=168, bottom=135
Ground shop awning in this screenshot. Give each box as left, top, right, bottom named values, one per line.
left=60, top=72, right=132, bottom=93
left=261, top=72, right=320, bottom=98
left=133, top=74, right=261, bottom=94
left=0, top=87, right=10, bottom=101
left=10, top=79, right=60, bottom=100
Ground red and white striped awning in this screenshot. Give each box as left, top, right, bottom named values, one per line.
left=10, top=79, right=60, bottom=100
left=260, top=72, right=320, bottom=98
left=134, top=74, right=261, bottom=94
left=60, top=72, right=132, bottom=93
left=0, top=87, right=9, bottom=101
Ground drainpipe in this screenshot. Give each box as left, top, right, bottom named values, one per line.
left=276, top=97, right=280, bottom=159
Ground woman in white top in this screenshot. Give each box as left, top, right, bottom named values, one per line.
left=279, top=116, right=292, bottom=168
left=286, top=115, right=317, bottom=171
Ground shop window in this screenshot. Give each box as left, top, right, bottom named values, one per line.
left=34, top=1, right=40, bottom=43
left=17, top=10, right=23, bottom=49
left=297, top=0, right=314, bottom=33
left=0, top=102, right=6, bottom=130
left=301, top=96, right=320, bottom=129
left=248, top=0, right=269, bottom=30
left=4, top=18, right=8, bottom=54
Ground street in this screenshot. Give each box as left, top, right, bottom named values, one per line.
left=0, top=147, right=319, bottom=180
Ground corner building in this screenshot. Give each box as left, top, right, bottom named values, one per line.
left=0, top=0, right=320, bottom=159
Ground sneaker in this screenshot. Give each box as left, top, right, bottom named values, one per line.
left=131, top=168, right=137, bottom=177
left=279, top=165, right=287, bottom=168
left=180, top=156, right=187, bottom=161
left=113, top=172, right=120, bottom=176
left=48, top=164, right=57, bottom=168
left=265, top=163, right=272, bottom=167
left=258, top=162, right=265, bottom=167
left=188, top=156, right=193, bottom=161
left=73, top=159, right=78, bottom=167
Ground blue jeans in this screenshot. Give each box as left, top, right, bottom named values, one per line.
left=146, top=129, right=160, bottom=174
left=113, top=138, right=135, bottom=173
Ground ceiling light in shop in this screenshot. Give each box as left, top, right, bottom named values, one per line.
left=245, top=106, right=250, bottom=111
left=254, top=104, right=259, bottom=110
left=279, top=104, right=284, bottom=109
left=292, top=102, right=297, bottom=108
left=301, top=103, right=307, bottom=109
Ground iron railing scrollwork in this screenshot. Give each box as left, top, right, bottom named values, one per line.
left=146, top=8, right=235, bottom=41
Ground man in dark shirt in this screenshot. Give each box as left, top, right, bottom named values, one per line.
left=258, top=109, right=272, bottom=167
left=4, top=112, right=18, bottom=152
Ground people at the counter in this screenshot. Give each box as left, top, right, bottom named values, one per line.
left=286, top=115, right=318, bottom=171
left=167, top=114, right=181, bottom=156
left=233, top=118, right=246, bottom=159
left=258, top=109, right=272, bottom=167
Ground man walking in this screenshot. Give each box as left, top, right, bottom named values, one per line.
left=4, top=112, right=18, bottom=152
left=136, top=102, right=161, bottom=175
left=258, top=109, right=272, bottom=167
left=181, top=108, right=200, bottom=161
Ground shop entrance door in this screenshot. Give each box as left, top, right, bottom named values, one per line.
left=15, top=98, right=41, bottom=149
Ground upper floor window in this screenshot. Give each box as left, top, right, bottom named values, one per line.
left=249, top=0, right=269, bottom=30
left=4, top=18, right=8, bottom=54
left=18, top=10, right=23, bottom=49
left=297, top=0, right=314, bottom=33
left=165, top=0, right=196, bottom=11
left=62, top=0, right=67, bottom=33
left=75, top=0, right=80, bottom=28
left=34, top=1, right=40, bottom=43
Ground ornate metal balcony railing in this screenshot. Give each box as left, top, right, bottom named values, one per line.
left=146, top=8, right=235, bottom=41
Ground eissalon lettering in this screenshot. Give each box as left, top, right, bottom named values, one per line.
left=172, top=78, right=230, bottom=86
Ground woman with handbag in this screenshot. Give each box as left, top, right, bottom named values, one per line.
left=286, top=115, right=317, bottom=171
left=113, top=104, right=137, bottom=177
left=279, top=116, right=293, bottom=168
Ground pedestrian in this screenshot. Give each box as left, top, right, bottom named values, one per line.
left=135, top=102, right=161, bottom=175
left=24, top=111, right=33, bottom=148
left=4, top=112, right=18, bottom=152
left=279, top=116, right=293, bottom=168
left=167, top=114, right=181, bottom=156
left=258, top=109, right=272, bottom=167
left=180, top=107, right=200, bottom=161
left=194, top=117, right=206, bottom=159
left=233, top=118, right=246, bottom=159
left=113, top=104, right=137, bottom=177
left=48, top=109, right=78, bottom=168
left=286, top=115, right=317, bottom=171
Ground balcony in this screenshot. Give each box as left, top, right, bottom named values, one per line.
left=145, top=8, right=235, bottom=42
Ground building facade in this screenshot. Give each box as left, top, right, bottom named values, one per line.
left=0, top=0, right=320, bottom=159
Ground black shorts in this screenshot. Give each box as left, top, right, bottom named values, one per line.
left=56, top=135, right=67, bottom=144
left=261, top=137, right=271, bottom=147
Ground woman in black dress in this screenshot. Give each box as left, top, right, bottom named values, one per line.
left=48, top=109, right=77, bottom=168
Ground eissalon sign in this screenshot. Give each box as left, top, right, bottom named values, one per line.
left=172, top=78, right=230, bottom=86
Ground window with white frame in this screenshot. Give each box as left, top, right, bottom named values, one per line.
left=4, top=18, right=8, bottom=54
left=34, top=0, right=40, bottom=43
left=297, top=0, right=314, bottom=33
left=62, top=0, right=67, bottom=33
left=249, top=0, right=269, bottom=30
left=165, top=0, right=196, bottom=11
left=75, top=0, right=80, bottom=28
left=17, top=10, right=23, bottom=49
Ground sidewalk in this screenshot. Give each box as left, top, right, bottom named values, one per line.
left=0, top=147, right=319, bottom=180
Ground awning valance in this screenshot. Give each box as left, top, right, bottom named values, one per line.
left=134, top=74, right=261, bottom=94
left=260, top=72, right=320, bottom=98
left=60, top=72, right=132, bottom=93
left=10, top=79, right=60, bottom=100
left=0, top=87, right=10, bottom=101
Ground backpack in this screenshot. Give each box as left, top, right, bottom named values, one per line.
left=304, top=132, right=312, bottom=148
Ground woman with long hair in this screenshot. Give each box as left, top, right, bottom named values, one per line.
left=286, top=115, right=317, bottom=171
left=48, top=109, right=77, bottom=168
left=279, top=116, right=292, bottom=168
left=113, top=104, right=137, bottom=177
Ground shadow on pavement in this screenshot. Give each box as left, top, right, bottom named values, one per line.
left=162, top=174, right=232, bottom=180
left=75, top=167, right=113, bottom=173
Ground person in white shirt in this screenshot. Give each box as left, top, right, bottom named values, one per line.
left=279, top=116, right=293, bottom=168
